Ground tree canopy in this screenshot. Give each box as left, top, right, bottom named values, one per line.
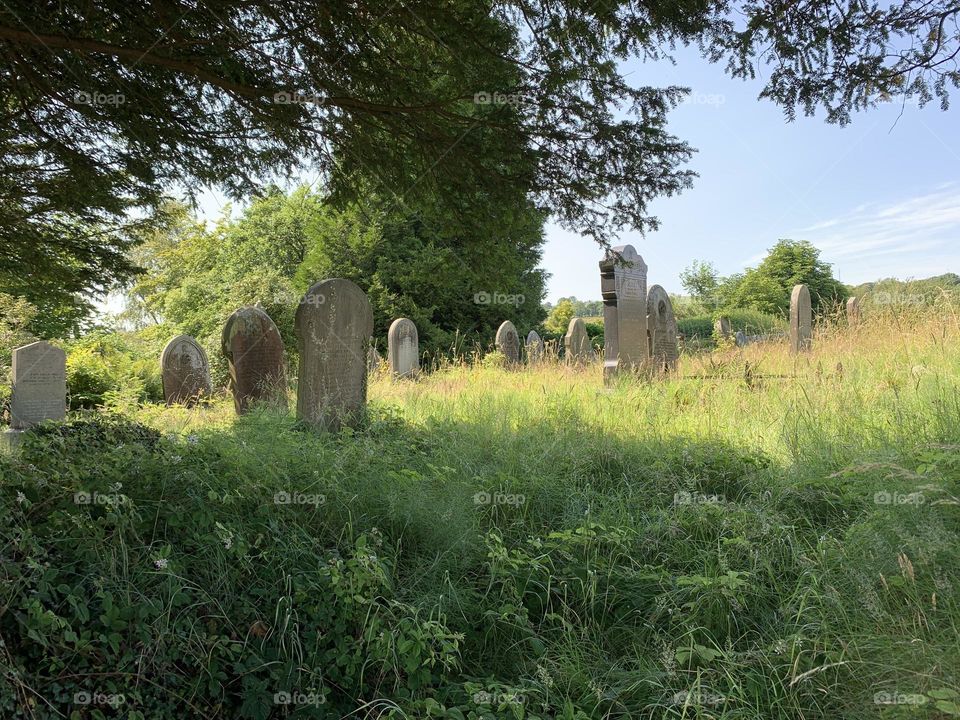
left=2, top=0, right=957, bottom=320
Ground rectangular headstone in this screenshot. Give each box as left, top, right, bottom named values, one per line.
left=10, top=341, right=66, bottom=429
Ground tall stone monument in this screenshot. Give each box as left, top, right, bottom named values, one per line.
left=295, top=279, right=373, bottom=431
left=221, top=307, right=287, bottom=414
left=2, top=341, right=66, bottom=451
left=495, top=320, right=521, bottom=364
left=388, top=318, right=419, bottom=379
left=647, top=285, right=679, bottom=371
left=599, top=244, right=647, bottom=379
left=790, top=284, right=813, bottom=353
left=564, top=317, right=592, bottom=364
left=160, top=335, right=211, bottom=406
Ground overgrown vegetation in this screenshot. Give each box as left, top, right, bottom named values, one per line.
left=2, top=305, right=958, bottom=718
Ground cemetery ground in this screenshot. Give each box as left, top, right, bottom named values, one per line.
left=2, top=307, right=959, bottom=719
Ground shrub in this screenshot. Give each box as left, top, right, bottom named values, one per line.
left=66, top=332, right=164, bottom=409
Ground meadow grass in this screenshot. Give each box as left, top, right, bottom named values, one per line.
left=1, top=306, right=958, bottom=718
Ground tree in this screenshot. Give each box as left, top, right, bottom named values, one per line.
left=718, top=240, right=848, bottom=316
left=544, top=300, right=576, bottom=334
left=2, top=1, right=957, bottom=311
left=680, top=260, right=720, bottom=306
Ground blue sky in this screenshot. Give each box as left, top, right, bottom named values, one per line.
left=191, top=44, right=960, bottom=306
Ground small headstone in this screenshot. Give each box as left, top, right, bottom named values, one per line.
left=714, top=317, right=732, bottom=340
left=160, top=335, right=211, bottom=406
left=221, top=307, right=287, bottom=414
left=525, top=330, right=545, bottom=363
left=295, top=278, right=373, bottom=431
left=388, top=318, right=420, bottom=378
left=495, top=320, right=520, bottom=364
left=564, top=317, right=592, bottom=364
left=790, top=284, right=812, bottom=353
left=368, top=345, right=383, bottom=372
left=599, top=244, right=648, bottom=374
left=735, top=330, right=748, bottom=348
left=3, top=341, right=66, bottom=451
left=646, top=285, right=679, bottom=371
left=846, top=296, right=861, bottom=325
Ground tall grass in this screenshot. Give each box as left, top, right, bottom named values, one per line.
left=1, top=305, right=958, bottom=718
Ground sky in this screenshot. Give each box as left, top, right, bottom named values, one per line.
left=190, top=44, right=960, bottom=306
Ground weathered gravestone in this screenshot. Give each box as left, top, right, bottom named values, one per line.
left=160, top=335, right=211, bottom=406
left=2, top=341, right=66, bottom=451
left=564, top=317, right=592, bottom=364
left=714, top=317, right=732, bottom=341
left=525, top=330, right=545, bottom=363
left=599, top=244, right=647, bottom=379
left=388, top=318, right=420, bottom=378
left=495, top=320, right=521, bottom=364
left=646, top=285, right=679, bottom=371
left=368, top=345, right=383, bottom=372
left=295, top=279, right=373, bottom=431
left=790, top=284, right=813, bottom=353
left=846, top=296, right=861, bottom=325
left=221, top=307, right=287, bottom=414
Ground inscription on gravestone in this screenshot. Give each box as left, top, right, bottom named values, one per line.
left=295, top=278, right=374, bottom=431
left=388, top=318, right=420, bottom=379
left=221, top=307, right=287, bottom=414
left=9, top=341, right=66, bottom=429
left=161, top=335, right=211, bottom=406
left=599, top=244, right=647, bottom=377
left=646, top=285, right=679, bottom=371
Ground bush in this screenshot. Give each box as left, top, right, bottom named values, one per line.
left=66, top=332, right=164, bottom=409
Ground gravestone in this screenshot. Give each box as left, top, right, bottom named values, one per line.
left=368, top=345, right=382, bottom=372
left=599, top=244, right=647, bottom=377
left=388, top=318, right=419, bottom=378
left=646, top=285, right=679, bottom=371
left=525, top=330, right=545, bottom=363
left=495, top=320, right=521, bottom=364
left=714, top=317, right=732, bottom=340
left=221, top=307, right=287, bottom=414
left=295, top=278, right=374, bottom=431
left=564, top=317, right=592, bottom=364
left=2, top=341, right=66, bottom=451
left=790, top=284, right=812, bottom=353
left=160, top=335, right=211, bottom=406
left=846, top=296, right=861, bottom=325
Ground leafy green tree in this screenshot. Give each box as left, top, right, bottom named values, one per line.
left=544, top=300, right=576, bottom=334
left=680, top=260, right=720, bottom=306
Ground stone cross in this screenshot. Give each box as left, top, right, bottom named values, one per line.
left=646, top=285, right=679, bottom=371
left=564, top=317, right=592, bottom=364
left=495, top=320, right=520, bottom=364
left=790, top=284, right=812, bottom=353
left=525, top=330, right=545, bottom=363
left=295, top=278, right=373, bottom=431
left=388, top=318, right=419, bottom=378
left=599, top=244, right=648, bottom=377
left=846, top=296, right=861, bottom=325
left=160, top=335, right=211, bottom=406
left=221, top=307, right=288, bottom=414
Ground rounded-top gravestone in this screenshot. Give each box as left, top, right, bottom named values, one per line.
left=160, top=335, right=211, bottom=406
left=790, top=284, right=812, bottom=353
left=295, top=278, right=374, bottom=431
left=388, top=318, right=420, bottom=379
left=646, top=285, right=679, bottom=371
left=495, top=320, right=521, bottom=364
left=564, top=317, right=592, bottom=364
left=221, top=307, right=287, bottom=414
left=525, top=330, right=545, bottom=363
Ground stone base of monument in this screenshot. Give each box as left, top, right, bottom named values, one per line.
left=1, top=428, right=25, bottom=454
